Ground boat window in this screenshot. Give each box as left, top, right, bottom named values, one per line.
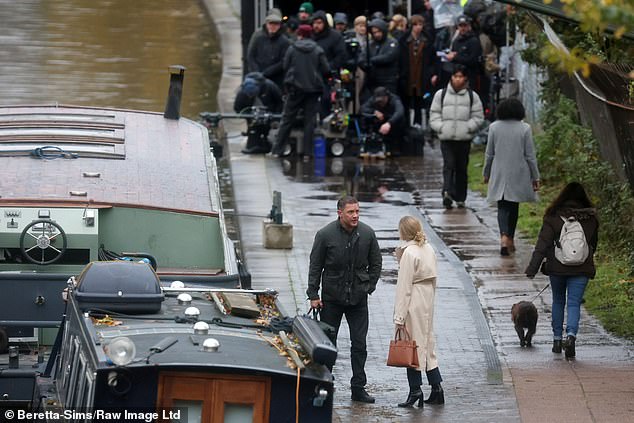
left=60, top=334, right=78, bottom=392
left=83, top=371, right=96, bottom=421
left=223, top=405, right=253, bottom=423
left=171, top=400, right=202, bottom=423
left=55, top=320, right=71, bottom=379
left=65, top=338, right=82, bottom=408
left=71, top=353, right=87, bottom=410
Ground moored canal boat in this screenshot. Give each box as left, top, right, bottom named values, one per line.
left=1, top=260, right=334, bottom=422
left=0, top=98, right=246, bottom=348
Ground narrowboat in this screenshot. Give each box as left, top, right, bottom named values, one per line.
left=0, top=81, right=246, bottom=349
left=1, top=260, right=334, bottom=422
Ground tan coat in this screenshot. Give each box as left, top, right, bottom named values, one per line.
left=393, top=240, right=439, bottom=371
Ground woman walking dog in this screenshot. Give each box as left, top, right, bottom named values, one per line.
left=525, top=182, right=599, bottom=358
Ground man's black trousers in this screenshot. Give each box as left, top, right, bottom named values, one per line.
left=274, top=89, right=319, bottom=155
left=320, top=299, right=369, bottom=389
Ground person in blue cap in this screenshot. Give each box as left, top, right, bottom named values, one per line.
left=234, top=72, right=283, bottom=154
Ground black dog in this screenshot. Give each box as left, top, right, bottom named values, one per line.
left=511, top=301, right=538, bottom=347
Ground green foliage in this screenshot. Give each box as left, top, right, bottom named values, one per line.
left=515, top=10, right=634, bottom=74
left=584, top=258, right=634, bottom=339
left=535, top=87, right=634, bottom=267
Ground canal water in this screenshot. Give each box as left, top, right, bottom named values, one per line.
left=0, top=0, right=241, bottom=234
left=0, top=0, right=221, bottom=117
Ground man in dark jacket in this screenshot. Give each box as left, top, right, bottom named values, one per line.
left=440, top=15, right=483, bottom=90
left=360, top=86, right=406, bottom=157
left=246, top=10, right=290, bottom=90
left=308, top=196, right=382, bottom=404
left=233, top=72, right=283, bottom=114
left=233, top=72, right=283, bottom=154
left=362, top=18, right=400, bottom=96
left=312, top=10, right=347, bottom=117
left=271, top=24, right=330, bottom=157
left=297, top=2, right=313, bottom=25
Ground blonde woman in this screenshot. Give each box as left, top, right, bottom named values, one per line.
left=389, top=14, right=408, bottom=40
left=394, top=216, right=444, bottom=407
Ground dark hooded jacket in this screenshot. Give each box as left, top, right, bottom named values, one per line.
left=283, top=38, right=330, bottom=93
left=363, top=19, right=400, bottom=93
left=233, top=72, right=283, bottom=114
left=450, top=29, right=483, bottom=84
left=360, top=91, right=405, bottom=128
left=311, top=10, right=348, bottom=72
left=525, top=202, right=599, bottom=278
left=246, top=24, right=291, bottom=88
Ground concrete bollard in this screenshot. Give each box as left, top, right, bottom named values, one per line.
left=263, top=220, right=293, bottom=249
left=263, top=191, right=293, bottom=249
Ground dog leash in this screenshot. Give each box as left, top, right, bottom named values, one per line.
left=530, top=283, right=551, bottom=303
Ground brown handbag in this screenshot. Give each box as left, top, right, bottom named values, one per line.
left=386, top=326, right=420, bottom=368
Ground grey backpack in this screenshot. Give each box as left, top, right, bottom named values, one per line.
left=554, top=216, right=589, bottom=265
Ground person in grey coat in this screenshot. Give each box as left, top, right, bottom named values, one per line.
left=307, top=196, right=382, bottom=403
left=483, top=98, right=540, bottom=255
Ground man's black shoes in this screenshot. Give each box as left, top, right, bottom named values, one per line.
left=351, top=387, right=375, bottom=403
left=241, top=144, right=271, bottom=155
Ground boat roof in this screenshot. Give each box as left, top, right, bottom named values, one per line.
left=0, top=105, right=218, bottom=216
left=83, top=289, right=330, bottom=383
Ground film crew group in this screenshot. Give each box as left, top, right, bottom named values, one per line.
left=233, top=72, right=283, bottom=154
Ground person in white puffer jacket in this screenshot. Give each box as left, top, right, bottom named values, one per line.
left=429, top=64, right=484, bottom=209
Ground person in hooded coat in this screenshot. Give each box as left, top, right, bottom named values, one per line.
left=271, top=24, right=330, bottom=157
left=393, top=216, right=445, bottom=407
left=311, top=10, right=347, bottom=118
left=233, top=72, right=283, bottom=154
left=362, top=18, right=400, bottom=97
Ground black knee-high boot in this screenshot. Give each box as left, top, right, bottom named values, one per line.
left=424, top=383, right=444, bottom=404
left=399, top=368, right=424, bottom=407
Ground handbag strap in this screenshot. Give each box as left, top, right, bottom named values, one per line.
left=394, top=326, right=412, bottom=341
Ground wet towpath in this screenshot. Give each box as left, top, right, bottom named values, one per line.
left=205, top=2, right=634, bottom=421
left=226, top=143, right=634, bottom=423
left=208, top=6, right=634, bottom=422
